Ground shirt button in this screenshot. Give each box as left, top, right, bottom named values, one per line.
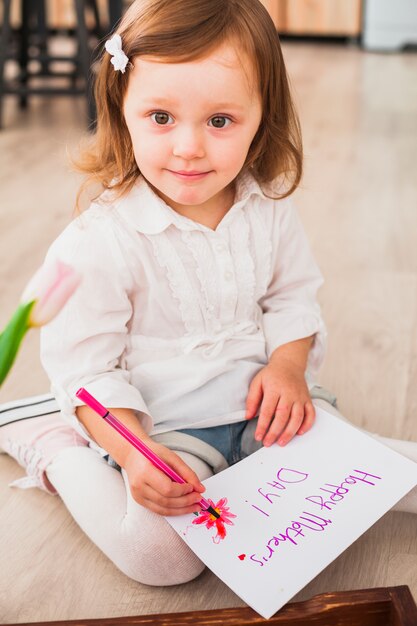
left=224, top=271, right=233, bottom=280
left=216, top=243, right=226, bottom=253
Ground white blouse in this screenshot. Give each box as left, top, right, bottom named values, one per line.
left=40, top=173, right=326, bottom=442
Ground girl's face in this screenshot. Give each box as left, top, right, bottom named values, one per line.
left=123, top=41, right=262, bottom=219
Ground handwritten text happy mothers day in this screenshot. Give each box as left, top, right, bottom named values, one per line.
left=245, top=467, right=381, bottom=567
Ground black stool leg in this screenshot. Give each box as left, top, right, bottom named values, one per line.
left=74, top=0, right=96, bottom=128
left=37, top=0, right=49, bottom=75
left=0, top=0, right=12, bottom=129
left=108, top=0, right=123, bottom=33
left=87, top=0, right=102, bottom=40
left=19, top=0, right=37, bottom=108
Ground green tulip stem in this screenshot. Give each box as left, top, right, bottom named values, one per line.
left=0, top=301, right=35, bottom=387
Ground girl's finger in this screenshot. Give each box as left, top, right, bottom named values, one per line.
left=140, top=496, right=202, bottom=517
left=255, top=391, right=279, bottom=441
left=277, top=401, right=305, bottom=446
left=132, top=461, right=194, bottom=499
left=245, top=375, right=263, bottom=420
left=263, top=397, right=291, bottom=447
left=297, top=401, right=316, bottom=435
left=136, top=482, right=203, bottom=510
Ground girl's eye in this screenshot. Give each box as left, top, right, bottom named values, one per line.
left=150, top=112, right=174, bottom=125
left=208, top=116, right=232, bottom=129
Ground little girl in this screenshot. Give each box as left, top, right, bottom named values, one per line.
left=1, top=0, right=416, bottom=587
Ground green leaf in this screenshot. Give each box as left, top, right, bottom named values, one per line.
left=0, top=301, right=35, bottom=387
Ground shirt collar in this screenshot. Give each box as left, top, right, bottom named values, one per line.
left=113, top=171, right=267, bottom=235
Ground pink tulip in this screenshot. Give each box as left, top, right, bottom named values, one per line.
left=0, top=260, right=81, bottom=387
left=21, top=260, right=81, bottom=327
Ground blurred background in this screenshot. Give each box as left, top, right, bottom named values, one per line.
left=0, top=0, right=417, bottom=622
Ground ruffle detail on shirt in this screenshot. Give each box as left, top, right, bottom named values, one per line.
left=149, top=231, right=203, bottom=334
left=230, top=211, right=256, bottom=320
left=181, top=230, right=219, bottom=330
left=250, top=203, right=273, bottom=300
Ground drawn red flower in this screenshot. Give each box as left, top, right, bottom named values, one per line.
left=192, top=497, right=237, bottom=543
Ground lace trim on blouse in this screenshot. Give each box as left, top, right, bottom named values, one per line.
left=149, top=230, right=203, bottom=335
left=181, top=230, right=219, bottom=332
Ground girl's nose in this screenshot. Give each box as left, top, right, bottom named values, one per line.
left=172, top=126, right=205, bottom=160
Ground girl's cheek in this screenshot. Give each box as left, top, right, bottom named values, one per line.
left=212, top=135, right=246, bottom=156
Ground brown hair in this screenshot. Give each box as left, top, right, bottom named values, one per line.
left=76, top=0, right=302, bottom=207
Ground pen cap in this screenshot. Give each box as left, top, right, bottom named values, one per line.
left=76, top=387, right=107, bottom=418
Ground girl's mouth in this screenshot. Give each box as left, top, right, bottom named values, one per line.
left=168, top=170, right=212, bottom=181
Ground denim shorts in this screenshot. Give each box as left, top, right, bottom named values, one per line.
left=177, top=418, right=261, bottom=467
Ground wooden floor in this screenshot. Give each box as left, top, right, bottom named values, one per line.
left=0, top=41, right=416, bottom=622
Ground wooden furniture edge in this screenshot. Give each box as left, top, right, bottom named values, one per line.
left=389, top=585, right=417, bottom=626
left=6, top=586, right=417, bottom=626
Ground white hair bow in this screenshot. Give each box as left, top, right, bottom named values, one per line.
left=105, top=34, right=129, bottom=73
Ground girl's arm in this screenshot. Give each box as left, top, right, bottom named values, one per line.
left=77, top=404, right=206, bottom=516
left=247, top=198, right=326, bottom=447
left=269, top=334, right=314, bottom=371
left=258, top=197, right=326, bottom=382
left=76, top=404, right=151, bottom=467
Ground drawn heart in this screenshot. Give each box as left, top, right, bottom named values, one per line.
left=238, top=554, right=246, bottom=561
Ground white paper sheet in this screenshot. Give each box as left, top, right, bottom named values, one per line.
left=166, top=405, right=417, bottom=619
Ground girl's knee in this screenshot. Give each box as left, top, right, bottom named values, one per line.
left=114, top=543, right=205, bottom=586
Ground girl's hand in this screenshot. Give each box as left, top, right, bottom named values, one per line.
left=124, top=440, right=206, bottom=516
left=245, top=357, right=315, bottom=447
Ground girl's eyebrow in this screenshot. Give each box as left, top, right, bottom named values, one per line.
left=141, top=97, right=245, bottom=111
left=141, top=97, right=174, bottom=106
left=211, top=102, right=245, bottom=111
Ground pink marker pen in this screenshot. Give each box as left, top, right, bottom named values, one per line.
left=75, top=387, right=220, bottom=519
